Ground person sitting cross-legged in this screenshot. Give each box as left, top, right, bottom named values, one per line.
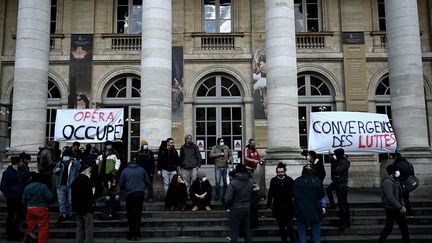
left=190, top=171, right=212, bottom=212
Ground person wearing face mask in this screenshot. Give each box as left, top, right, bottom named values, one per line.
left=135, top=139, right=155, bottom=202
left=328, top=148, right=351, bottom=229
left=266, top=162, right=296, bottom=243
left=378, top=164, right=410, bottom=243
left=210, top=137, right=232, bottom=201
left=190, top=170, right=212, bottom=212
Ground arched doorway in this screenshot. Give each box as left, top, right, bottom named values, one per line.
left=103, top=74, right=141, bottom=162
left=194, top=74, right=244, bottom=165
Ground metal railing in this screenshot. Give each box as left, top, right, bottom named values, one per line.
left=295, top=32, right=333, bottom=49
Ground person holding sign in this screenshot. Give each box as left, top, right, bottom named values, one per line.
left=328, top=148, right=351, bottom=229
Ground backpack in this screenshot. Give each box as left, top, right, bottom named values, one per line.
left=402, top=161, right=419, bottom=192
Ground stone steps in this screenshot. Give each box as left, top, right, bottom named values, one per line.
left=1, top=200, right=431, bottom=242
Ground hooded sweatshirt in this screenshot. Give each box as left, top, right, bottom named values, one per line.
left=224, top=172, right=254, bottom=209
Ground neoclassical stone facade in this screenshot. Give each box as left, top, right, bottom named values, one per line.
left=1, top=0, right=432, bottom=193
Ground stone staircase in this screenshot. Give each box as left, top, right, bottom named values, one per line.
left=1, top=197, right=432, bottom=243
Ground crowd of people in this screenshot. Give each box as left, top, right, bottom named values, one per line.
left=0, top=135, right=416, bottom=243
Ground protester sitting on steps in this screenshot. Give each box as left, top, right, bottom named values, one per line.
left=165, top=174, right=187, bottom=211
left=190, top=170, right=212, bottom=212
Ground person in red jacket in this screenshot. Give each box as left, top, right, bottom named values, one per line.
left=244, top=138, right=264, bottom=174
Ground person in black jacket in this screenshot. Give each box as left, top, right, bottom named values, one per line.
left=135, top=139, right=155, bottom=202
left=378, top=164, right=410, bottom=243
left=307, top=150, right=326, bottom=183
left=392, top=152, right=414, bottom=215
left=331, top=148, right=351, bottom=229
left=165, top=174, right=188, bottom=211
left=190, top=171, right=212, bottom=212
left=0, top=156, right=27, bottom=241
left=266, top=162, right=296, bottom=243
left=157, top=138, right=179, bottom=195
left=71, top=165, right=95, bottom=243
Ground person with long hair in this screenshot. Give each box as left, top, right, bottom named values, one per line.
left=165, top=174, right=187, bottom=211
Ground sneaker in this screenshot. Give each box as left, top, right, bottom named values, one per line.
left=205, top=206, right=211, bottom=211
left=57, top=215, right=67, bottom=223
left=191, top=206, right=199, bottom=212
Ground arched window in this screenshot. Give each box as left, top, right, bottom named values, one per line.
left=196, top=76, right=241, bottom=97
left=105, top=75, right=141, bottom=99
left=194, top=74, right=243, bottom=165
left=48, top=78, right=61, bottom=99
left=375, top=76, right=391, bottom=121
left=297, top=73, right=335, bottom=148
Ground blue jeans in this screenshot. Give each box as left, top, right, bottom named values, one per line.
left=57, top=185, right=72, bottom=217
left=214, top=166, right=228, bottom=199
left=297, top=220, right=321, bottom=243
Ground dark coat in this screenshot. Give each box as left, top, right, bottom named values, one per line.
left=0, top=166, right=26, bottom=199
left=71, top=174, right=95, bottom=213
left=135, top=149, right=155, bottom=175
left=266, top=175, right=295, bottom=220
left=165, top=182, right=187, bottom=208
left=331, top=158, right=350, bottom=185
left=225, top=172, right=254, bottom=209
left=190, top=179, right=212, bottom=199
left=119, top=163, right=150, bottom=196
left=293, top=174, right=325, bottom=223
left=310, top=157, right=326, bottom=182
left=381, top=175, right=404, bottom=210
left=157, top=147, right=179, bottom=172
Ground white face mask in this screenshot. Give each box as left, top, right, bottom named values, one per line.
left=306, top=156, right=311, bottom=161
left=143, top=145, right=149, bottom=150
left=395, top=170, right=400, bottom=178
left=332, top=155, right=337, bottom=160
left=219, top=142, right=224, bottom=146
left=202, top=177, right=207, bottom=182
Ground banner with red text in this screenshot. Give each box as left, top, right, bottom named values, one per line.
left=54, top=108, right=124, bottom=143
left=308, top=112, right=397, bottom=154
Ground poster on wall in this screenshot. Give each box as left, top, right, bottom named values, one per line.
left=172, top=46, right=184, bottom=120
left=54, top=108, right=124, bottom=143
left=197, top=140, right=205, bottom=151
left=308, top=111, right=397, bottom=154
left=69, top=34, right=93, bottom=109
left=252, top=47, right=267, bottom=119
left=234, top=140, right=242, bottom=151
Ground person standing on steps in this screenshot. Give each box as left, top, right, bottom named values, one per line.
left=179, top=134, right=202, bottom=194
left=210, top=137, right=232, bottom=201
left=378, top=164, right=410, bottom=243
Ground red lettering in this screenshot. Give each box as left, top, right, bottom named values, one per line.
left=358, top=135, right=365, bottom=148
left=91, top=111, right=98, bottom=123
left=107, top=112, right=114, bottom=122
left=84, top=112, right=92, bottom=121
left=99, top=112, right=105, bottom=122
left=74, top=112, right=84, bottom=121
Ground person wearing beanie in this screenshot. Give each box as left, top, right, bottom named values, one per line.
left=392, top=152, right=415, bottom=215
left=328, top=147, right=351, bottom=229
left=134, top=139, right=155, bottom=202
left=293, top=164, right=325, bottom=243
left=225, top=163, right=254, bottom=243
left=71, top=165, right=95, bottom=243
left=0, top=156, right=27, bottom=241
left=190, top=170, right=212, bottom=212
left=267, top=162, right=296, bottom=243
left=179, top=134, right=202, bottom=193
left=119, top=160, right=150, bottom=240
left=378, top=164, right=410, bottom=243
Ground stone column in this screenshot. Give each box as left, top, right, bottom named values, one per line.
left=141, top=0, right=172, bottom=147
left=10, top=0, right=51, bottom=153
left=385, top=0, right=429, bottom=150
left=385, top=0, right=432, bottom=196
left=264, top=0, right=301, bottom=161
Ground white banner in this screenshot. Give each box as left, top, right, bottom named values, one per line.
left=308, top=112, right=397, bottom=154
left=54, top=108, right=124, bottom=143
